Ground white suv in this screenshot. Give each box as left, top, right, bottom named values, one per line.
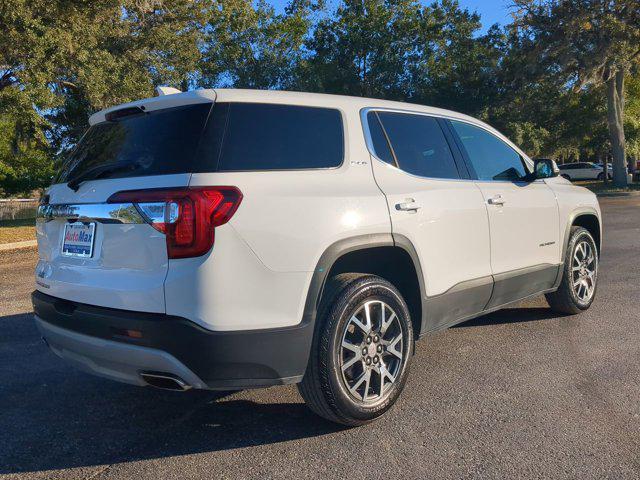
left=558, top=161, right=610, bottom=181
left=33, top=89, right=601, bottom=425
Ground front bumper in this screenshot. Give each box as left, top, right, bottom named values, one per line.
left=32, top=291, right=313, bottom=390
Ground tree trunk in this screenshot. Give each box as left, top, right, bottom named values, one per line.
left=602, top=152, right=608, bottom=184
left=606, top=70, right=627, bottom=187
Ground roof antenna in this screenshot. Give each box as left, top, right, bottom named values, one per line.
left=156, top=86, right=182, bottom=96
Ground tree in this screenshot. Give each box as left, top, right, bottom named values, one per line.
left=299, top=0, right=502, bottom=114
left=625, top=74, right=640, bottom=167
left=297, top=0, right=420, bottom=98
left=512, top=0, right=640, bottom=186
left=0, top=0, right=208, bottom=194
left=201, top=0, right=314, bottom=89
left=409, top=5, right=505, bottom=116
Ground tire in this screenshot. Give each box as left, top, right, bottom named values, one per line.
left=298, top=273, right=414, bottom=426
left=545, top=226, right=598, bottom=314
left=597, top=172, right=605, bottom=181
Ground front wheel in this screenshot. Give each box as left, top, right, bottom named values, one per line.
left=298, top=274, right=414, bottom=426
left=597, top=172, right=605, bottom=181
left=546, top=226, right=598, bottom=314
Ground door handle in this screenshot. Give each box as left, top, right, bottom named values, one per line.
left=487, top=195, right=505, bottom=206
left=395, top=199, right=421, bottom=212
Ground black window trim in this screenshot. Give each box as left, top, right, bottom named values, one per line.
left=209, top=101, right=347, bottom=173
left=360, top=107, right=470, bottom=181
left=369, top=111, right=399, bottom=168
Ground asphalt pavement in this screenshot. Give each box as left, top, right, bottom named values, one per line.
left=1, top=196, right=639, bottom=479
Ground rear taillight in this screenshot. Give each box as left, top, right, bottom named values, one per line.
left=107, top=187, right=242, bottom=259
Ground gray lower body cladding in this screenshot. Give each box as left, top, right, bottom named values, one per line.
left=423, top=263, right=561, bottom=333
left=32, top=290, right=311, bottom=390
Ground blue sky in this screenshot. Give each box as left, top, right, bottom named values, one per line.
left=267, top=0, right=513, bottom=32
left=457, top=0, right=512, bottom=30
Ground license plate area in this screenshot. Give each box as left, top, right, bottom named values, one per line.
left=61, top=222, right=96, bottom=258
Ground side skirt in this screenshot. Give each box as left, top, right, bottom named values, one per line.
left=420, top=263, right=561, bottom=336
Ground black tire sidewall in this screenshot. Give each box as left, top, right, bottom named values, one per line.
left=321, top=277, right=414, bottom=423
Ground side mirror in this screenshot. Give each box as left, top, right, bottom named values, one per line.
left=533, top=159, right=559, bottom=180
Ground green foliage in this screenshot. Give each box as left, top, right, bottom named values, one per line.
left=511, top=0, right=640, bottom=88
left=202, top=0, right=314, bottom=88
left=626, top=75, right=640, bottom=159
left=0, top=0, right=211, bottom=194
left=0, top=113, right=54, bottom=196
left=297, top=0, right=504, bottom=116
left=1, top=0, right=639, bottom=196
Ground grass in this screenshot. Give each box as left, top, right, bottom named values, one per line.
left=0, top=218, right=36, bottom=244
left=574, top=180, right=640, bottom=194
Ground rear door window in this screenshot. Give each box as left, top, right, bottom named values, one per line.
left=375, top=112, right=460, bottom=179
left=210, top=103, right=344, bottom=171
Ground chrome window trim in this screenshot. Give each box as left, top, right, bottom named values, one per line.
left=359, top=107, right=468, bottom=183
left=37, top=203, right=146, bottom=224
left=359, top=106, right=537, bottom=183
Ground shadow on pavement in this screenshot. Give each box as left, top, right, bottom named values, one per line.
left=454, top=307, right=561, bottom=328
left=0, top=312, right=344, bottom=475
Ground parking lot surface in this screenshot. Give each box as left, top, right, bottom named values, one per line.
left=1, top=196, right=639, bottom=479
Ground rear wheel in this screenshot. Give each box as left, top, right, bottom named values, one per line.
left=597, top=172, right=605, bottom=181
left=298, top=273, right=414, bottom=426
left=546, top=227, right=598, bottom=314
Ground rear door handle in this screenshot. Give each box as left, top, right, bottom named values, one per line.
left=487, top=195, right=505, bottom=206
left=395, top=199, right=421, bottom=212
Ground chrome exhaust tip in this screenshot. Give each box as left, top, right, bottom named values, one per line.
left=140, top=372, right=191, bottom=391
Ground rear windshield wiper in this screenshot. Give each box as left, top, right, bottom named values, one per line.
left=67, top=161, right=140, bottom=191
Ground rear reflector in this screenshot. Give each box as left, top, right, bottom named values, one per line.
left=107, top=187, right=242, bottom=259
left=111, top=327, right=143, bottom=339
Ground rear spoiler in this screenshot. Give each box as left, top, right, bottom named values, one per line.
left=88, top=89, right=217, bottom=126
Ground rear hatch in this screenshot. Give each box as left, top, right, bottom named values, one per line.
left=36, top=92, right=215, bottom=313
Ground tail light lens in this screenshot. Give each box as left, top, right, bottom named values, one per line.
left=107, top=187, right=242, bottom=259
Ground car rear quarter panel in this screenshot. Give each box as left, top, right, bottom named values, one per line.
left=168, top=105, right=391, bottom=330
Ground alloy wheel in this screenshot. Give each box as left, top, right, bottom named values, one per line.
left=572, top=240, right=597, bottom=302
left=339, top=300, right=405, bottom=404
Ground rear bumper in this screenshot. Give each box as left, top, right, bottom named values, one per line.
left=32, top=291, right=313, bottom=390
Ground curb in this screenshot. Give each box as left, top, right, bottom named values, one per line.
left=0, top=240, right=37, bottom=252
left=596, top=191, right=640, bottom=198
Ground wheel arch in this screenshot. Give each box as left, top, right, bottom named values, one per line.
left=301, top=234, right=426, bottom=339
left=553, top=208, right=601, bottom=289
left=570, top=211, right=601, bottom=256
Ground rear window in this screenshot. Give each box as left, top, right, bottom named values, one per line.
left=203, top=103, right=344, bottom=171
left=58, top=101, right=344, bottom=184
left=58, top=103, right=212, bottom=183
